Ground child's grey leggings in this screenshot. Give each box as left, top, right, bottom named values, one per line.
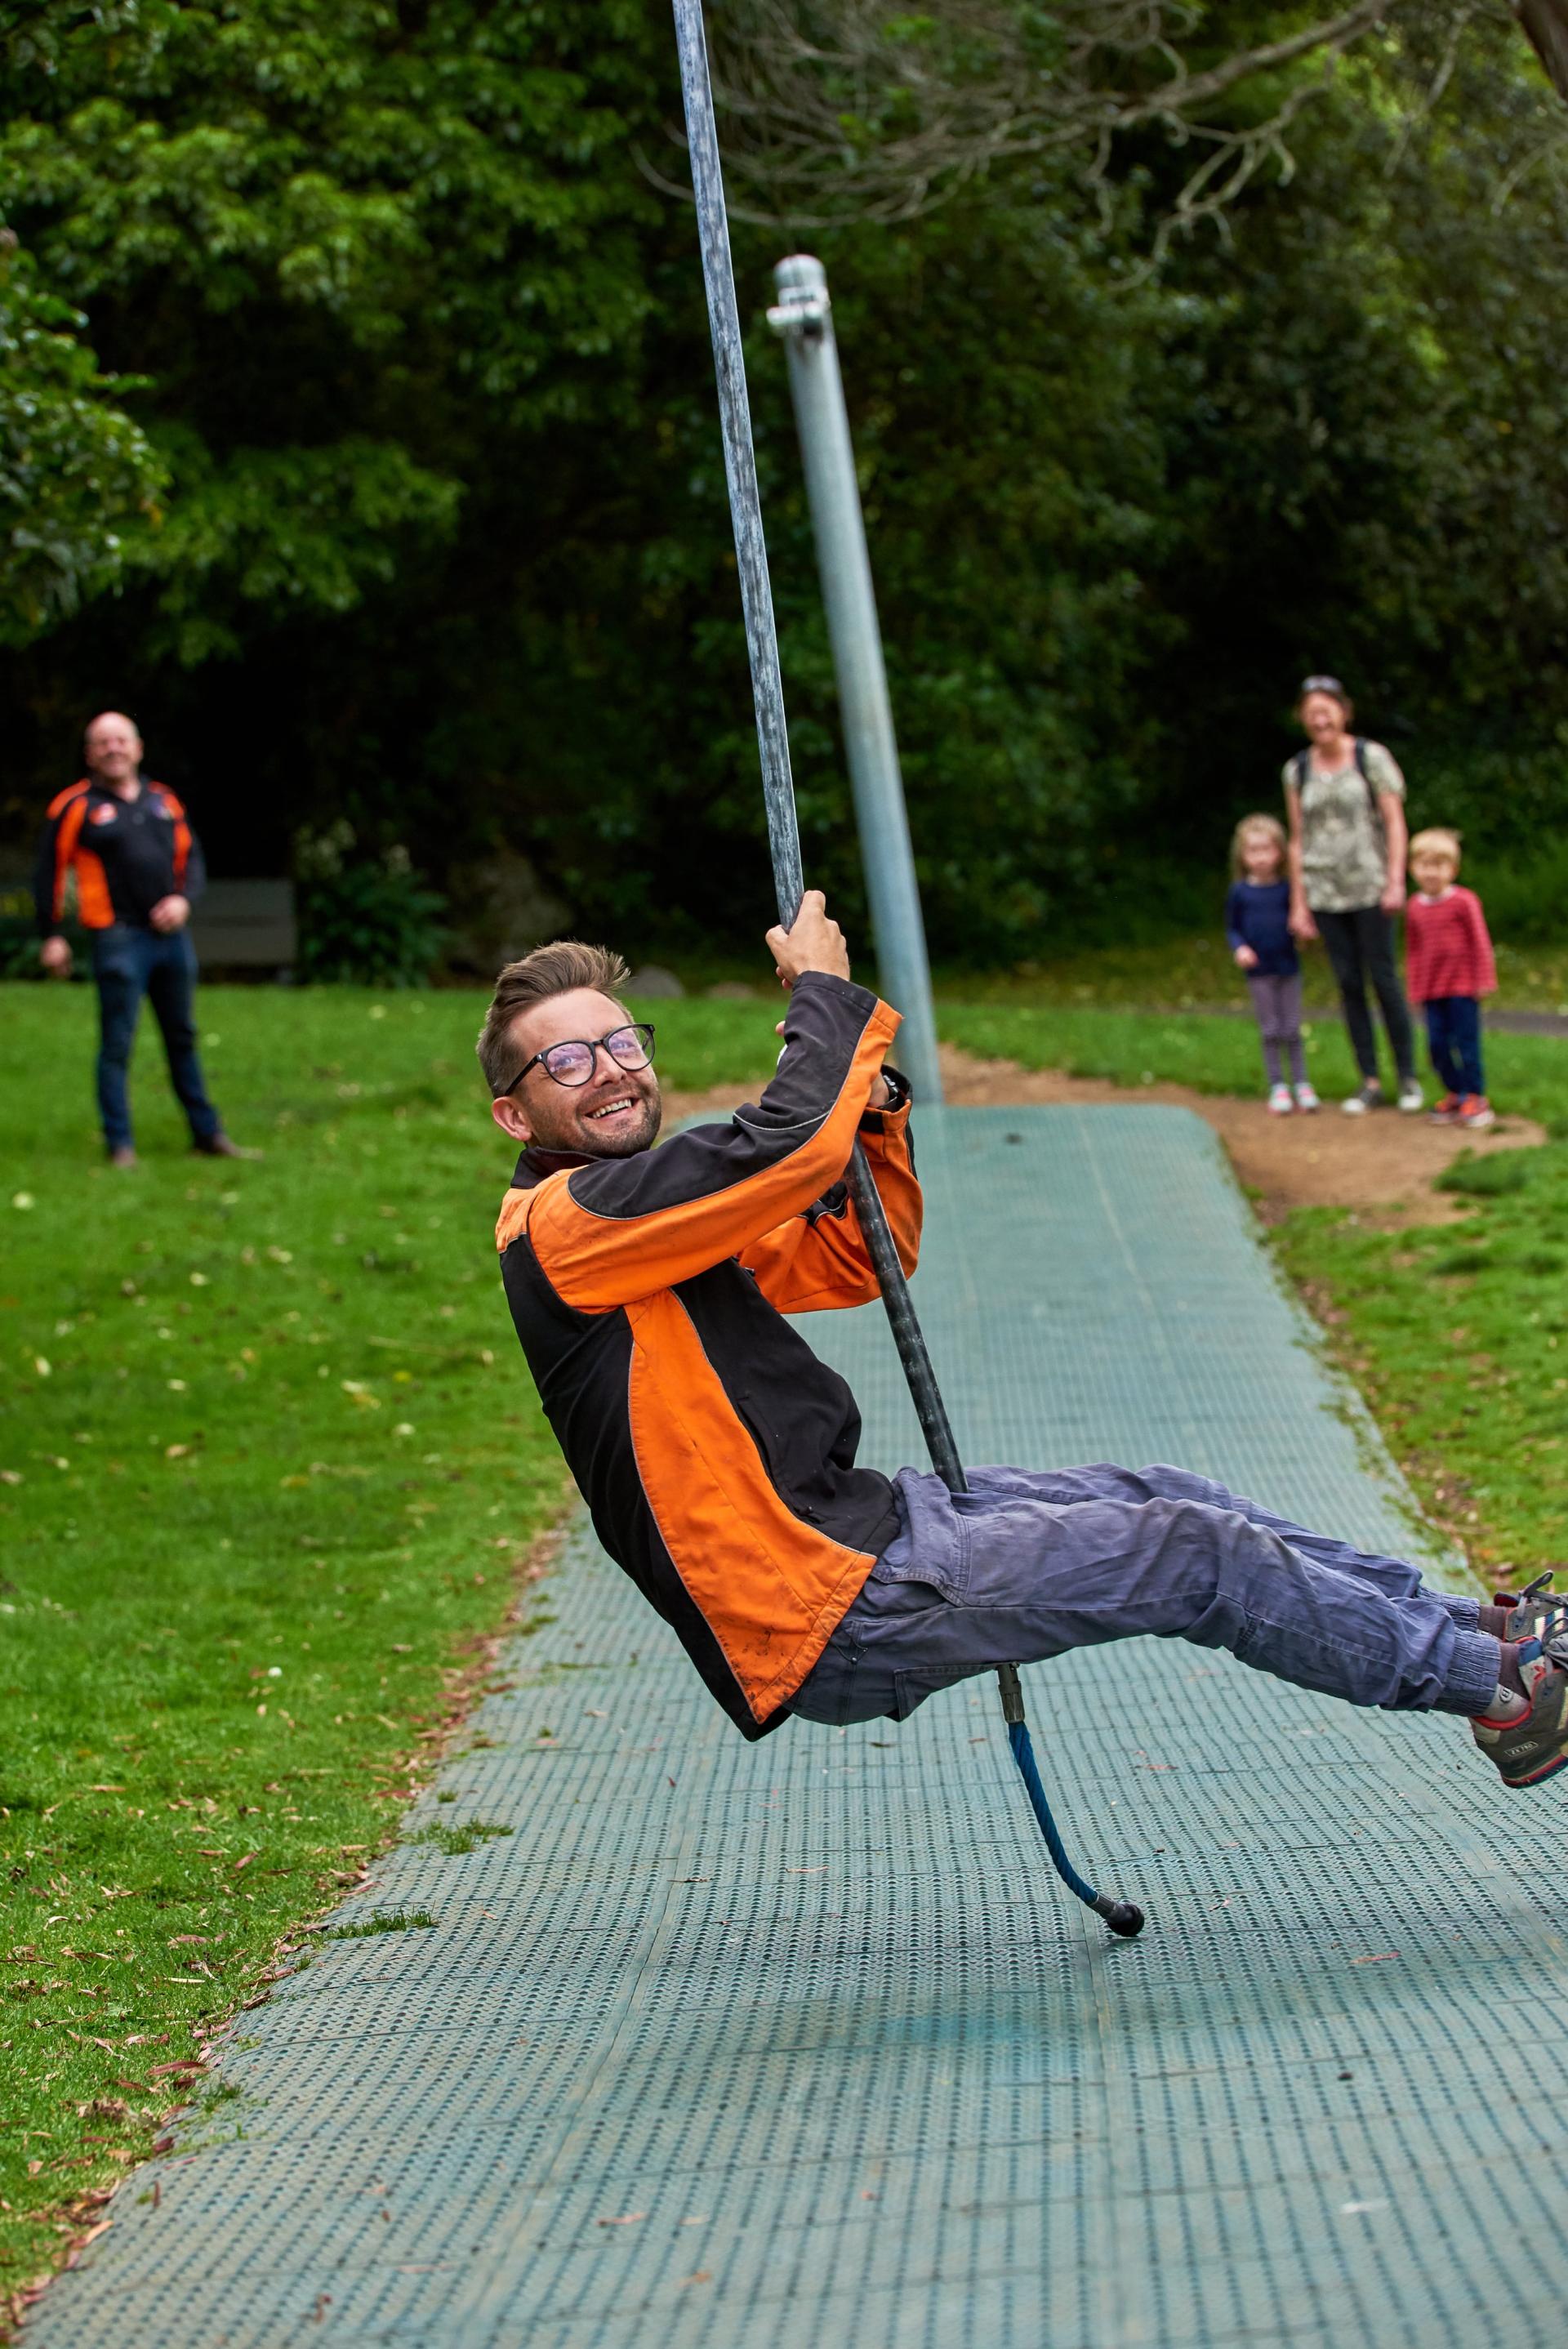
left=1246, top=970, right=1306, bottom=1085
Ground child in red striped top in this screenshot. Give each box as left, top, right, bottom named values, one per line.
left=1405, top=828, right=1497, bottom=1130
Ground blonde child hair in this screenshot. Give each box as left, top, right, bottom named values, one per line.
left=1230, top=813, right=1288, bottom=880
left=1408, top=827, right=1462, bottom=871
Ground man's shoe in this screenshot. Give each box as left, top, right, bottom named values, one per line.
left=1267, top=1083, right=1294, bottom=1116
left=1294, top=1082, right=1321, bottom=1112
left=1396, top=1076, right=1425, bottom=1113
left=1459, top=1094, right=1495, bottom=1130
left=108, top=1145, right=138, bottom=1170
left=1492, top=1574, right=1568, bottom=1643
left=1341, top=1081, right=1384, bottom=1117
left=193, top=1132, right=261, bottom=1160
left=1472, top=1634, right=1568, bottom=1788
left=1428, top=1093, right=1462, bottom=1125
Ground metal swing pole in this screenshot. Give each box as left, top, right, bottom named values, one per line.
left=670, top=0, right=1143, bottom=1941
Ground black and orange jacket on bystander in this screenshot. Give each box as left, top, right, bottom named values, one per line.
left=497, top=972, right=921, bottom=1740
left=33, top=777, right=205, bottom=935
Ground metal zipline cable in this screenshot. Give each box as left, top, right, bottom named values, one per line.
left=670, top=0, right=1144, bottom=1941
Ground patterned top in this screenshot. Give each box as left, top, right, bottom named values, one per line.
left=1281, top=738, right=1404, bottom=913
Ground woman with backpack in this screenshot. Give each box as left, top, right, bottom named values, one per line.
left=1284, top=674, right=1421, bottom=1116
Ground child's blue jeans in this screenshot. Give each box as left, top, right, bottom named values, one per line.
left=791, top=1463, right=1497, bottom=1727
left=1423, top=995, right=1484, bottom=1099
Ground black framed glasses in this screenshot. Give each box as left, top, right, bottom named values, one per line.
left=496, top=1022, right=656, bottom=1098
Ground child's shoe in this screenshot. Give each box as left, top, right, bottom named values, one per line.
left=1396, top=1076, right=1424, bottom=1113
left=1341, top=1080, right=1384, bottom=1116
left=1267, top=1083, right=1294, bottom=1116
left=1471, top=1634, right=1568, bottom=1788
left=1294, top=1081, right=1320, bottom=1112
left=1459, top=1094, right=1495, bottom=1130
left=1428, top=1093, right=1461, bottom=1125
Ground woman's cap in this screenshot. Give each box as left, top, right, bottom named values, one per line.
left=1299, top=673, right=1348, bottom=701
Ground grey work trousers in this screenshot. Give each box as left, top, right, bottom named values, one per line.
left=790, top=1463, right=1496, bottom=1727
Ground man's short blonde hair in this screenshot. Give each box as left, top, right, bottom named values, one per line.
left=1409, top=827, right=1463, bottom=869
left=476, top=940, right=631, bottom=1098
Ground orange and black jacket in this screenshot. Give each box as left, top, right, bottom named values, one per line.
left=497, top=973, right=921, bottom=1741
left=33, top=777, right=205, bottom=936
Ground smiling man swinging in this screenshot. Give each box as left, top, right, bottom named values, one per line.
left=480, top=893, right=1567, bottom=1790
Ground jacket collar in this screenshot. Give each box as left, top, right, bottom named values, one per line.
left=513, top=1144, right=594, bottom=1190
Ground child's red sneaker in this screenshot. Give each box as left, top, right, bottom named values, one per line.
left=1428, top=1093, right=1462, bottom=1125
left=1459, top=1094, right=1495, bottom=1130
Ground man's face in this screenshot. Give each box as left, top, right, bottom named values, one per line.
left=489, top=987, right=662, bottom=1158
left=84, top=713, right=144, bottom=789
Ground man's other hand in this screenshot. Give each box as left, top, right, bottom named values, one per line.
left=149, top=894, right=191, bottom=934
left=39, top=936, right=71, bottom=977
left=765, top=890, right=850, bottom=989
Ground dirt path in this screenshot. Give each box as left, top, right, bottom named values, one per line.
left=669, top=1050, right=1546, bottom=1226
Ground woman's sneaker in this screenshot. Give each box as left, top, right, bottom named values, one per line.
left=1294, top=1081, right=1320, bottom=1112
left=1397, top=1076, right=1424, bottom=1113
left=1471, top=1634, right=1568, bottom=1788
left=1428, top=1093, right=1462, bottom=1124
left=1267, top=1083, right=1294, bottom=1116
left=1459, top=1094, right=1495, bottom=1130
left=1342, top=1081, right=1384, bottom=1116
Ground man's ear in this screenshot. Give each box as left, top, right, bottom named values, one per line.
left=491, top=1094, right=533, bottom=1147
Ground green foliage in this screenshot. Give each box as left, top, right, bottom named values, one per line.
left=0, top=238, right=162, bottom=644
left=0, top=3, right=1566, bottom=957
left=294, top=822, right=447, bottom=987
left=407, top=1819, right=513, bottom=1856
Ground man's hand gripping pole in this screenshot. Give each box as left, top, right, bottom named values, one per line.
left=670, top=0, right=1143, bottom=1941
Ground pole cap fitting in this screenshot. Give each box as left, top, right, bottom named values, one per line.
left=768, top=252, right=831, bottom=338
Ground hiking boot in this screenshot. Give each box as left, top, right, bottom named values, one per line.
left=1294, top=1081, right=1320, bottom=1112
left=1492, top=1575, right=1568, bottom=1644
left=1267, top=1083, right=1294, bottom=1116
left=1459, top=1094, right=1495, bottom=1130
left=1341, top=1081, right=1384, bottom=1117
left=1472, top=1634, right=1568, bottom=1788
left=1428, top=1093, right=1462, bottom=1125
left=1397, top=1076, right=1425, bottom=1113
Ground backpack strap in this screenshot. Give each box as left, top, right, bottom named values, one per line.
left=1353, top=738, right=1379, bottom=821
left=1291, top=748, right=1309, bottom=791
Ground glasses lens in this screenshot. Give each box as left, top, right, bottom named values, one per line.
left=606, top=1024, right=654, bottom=1071
left=542, top=1040, right=596, bottom=1087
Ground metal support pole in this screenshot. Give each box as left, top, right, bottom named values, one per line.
left=670, top=0, right=1143, bottom=1941
left=768, top=255, right=942, bottom=1105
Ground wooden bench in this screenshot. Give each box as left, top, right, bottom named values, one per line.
left=190, top=880, right=297, bottom=972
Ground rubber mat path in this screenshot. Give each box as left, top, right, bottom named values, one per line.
left=24, top=1107, right=1568, bottom=2348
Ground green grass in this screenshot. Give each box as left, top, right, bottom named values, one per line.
left=0, top=982, right=784, bottom=2305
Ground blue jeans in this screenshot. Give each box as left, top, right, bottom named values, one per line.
left=1424, top=996, right=1484, bottom=1099
left=791, top=1464, right=1497, bottom=1727
left=91, top=925, right=220, bottom=1153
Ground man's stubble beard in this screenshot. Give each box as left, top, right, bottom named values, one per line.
left=581, top=1094, right=662, bottom=1158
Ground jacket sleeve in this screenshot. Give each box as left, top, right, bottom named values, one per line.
left=32, top=789, right=87, bottom=935
left=161, top=791, right=205, bottom=907
left=737, top=1084, right=921, bottom=1314
left=1223, top=884, right=1245, bottom=953
left=520, top=972, right=901, bottom=1311
left=1467, top=891, right=1497, bottom=996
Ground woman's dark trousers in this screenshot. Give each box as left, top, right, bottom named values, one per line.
left=91, top=925, right=221, bottom=1153
left=1312, top=906, right=1414, bottom=1085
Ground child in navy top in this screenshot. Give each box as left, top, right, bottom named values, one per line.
left=1227, top=814, right=1317, bottom=1115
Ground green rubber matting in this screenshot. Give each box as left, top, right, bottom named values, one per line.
left=27, top=1105, right=1567, bottom=2348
